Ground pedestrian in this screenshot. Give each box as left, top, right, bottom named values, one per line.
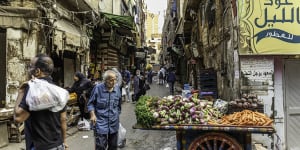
left=112, top=68, right=123, bottom=101
left=112, top=68, right=123, bottom=88
left=87, top=70, right=122, bottom=150
left=133, top=69, right=144, bottom=102
left=69, top=72, right=93, bottom=120
left=122, top=67, right=131, bottom=102
left=158, top=70, right=164, bottom=85
left=164, top=67, right=168, bottom=84
left=167, top=69, right=176, bottom=95
left=147, top=69, right=153, bottom=84
left=14, top=53, right=68, bottom=150
left=137, top=72, right=146, bottom=96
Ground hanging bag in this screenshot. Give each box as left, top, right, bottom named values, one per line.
left=118, top=123, right=127, bottom=148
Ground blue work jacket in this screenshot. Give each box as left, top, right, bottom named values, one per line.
left=87, top=83, right=121, bottom=134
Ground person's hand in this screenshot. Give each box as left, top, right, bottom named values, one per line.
left=90, top=113, right=97, bottom=125
left=64, top=143, right=69, bottom=149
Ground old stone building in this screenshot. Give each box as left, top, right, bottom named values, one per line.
left=0, top=0, right=143, bottom=109
left=163, top=0, right=239, bottom=98
left=90, top=0, right=145, bottom=75
left=0, top=0, right=99, bottom=108
left=163, top=0, right=300, bottom=149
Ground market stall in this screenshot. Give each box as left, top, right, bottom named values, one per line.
left=0, top=108, right=23, bottom=144
left=66, top=93, right=80, bottom=126
left=134, top=95, right=275, bottom=150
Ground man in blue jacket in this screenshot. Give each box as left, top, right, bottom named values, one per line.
left=167, top=69, right=176, bottom=95
left=87, top=70, right=121, bottom=150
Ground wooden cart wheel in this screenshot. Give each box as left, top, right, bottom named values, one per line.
left=188, top=132, right=243, bottom=150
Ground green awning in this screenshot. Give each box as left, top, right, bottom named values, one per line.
left=101, top=12, right=135, bottom=30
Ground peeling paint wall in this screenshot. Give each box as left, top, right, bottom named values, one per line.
left=6, top=28, right=37, bottom=106
left=194, top=0, right=238, bottom=100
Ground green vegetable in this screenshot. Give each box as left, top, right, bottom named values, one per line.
left=135, top=96, right=156, bottom=128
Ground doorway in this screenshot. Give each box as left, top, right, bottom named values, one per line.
left=284, top=59, right=300, bottom=150
left=0, top=28, right=6, bottom=108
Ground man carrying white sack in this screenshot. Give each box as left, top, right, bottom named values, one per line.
left=14, top=53, right=68, bottom=150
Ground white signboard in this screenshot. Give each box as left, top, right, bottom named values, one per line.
left=136, top=52, right=145, bottom=58
left=240, top=57, right=274, bottom=95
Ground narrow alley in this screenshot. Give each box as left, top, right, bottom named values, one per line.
left=2, top=81, right=177, bottom=150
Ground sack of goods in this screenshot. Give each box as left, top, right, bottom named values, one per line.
left=26, top=78, right=69, bottom=112
left=118, top=123, right=127, bottom=148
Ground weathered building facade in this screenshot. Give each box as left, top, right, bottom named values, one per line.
left=0, top=0, right=144, bottom=146
left=144, top=11, right=161, bottom=65
left=163, top=0, right=300, bottom=149
left=0, top=0, right=98, bottom=108
left=89, top=0, right=144, bottom=76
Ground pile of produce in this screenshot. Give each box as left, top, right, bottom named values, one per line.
left=228, top=93, right=264, bottom=109
left=209, top=110, right=273, bottom=126
left=135, top=95, right=223, bottom=127
left=135, top=96, right=157, bottom=128
left=69, top=93, right=77, bottom=100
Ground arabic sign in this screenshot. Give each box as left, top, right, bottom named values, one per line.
left=240, top=57, right=274, bottom=95
left=239, top=0, right=300, bottom=54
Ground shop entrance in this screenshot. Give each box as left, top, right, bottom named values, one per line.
left=284, top=59, right=300, bottom=149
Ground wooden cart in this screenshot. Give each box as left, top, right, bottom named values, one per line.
left=0, top=109, right=24, bottom=143
left=133, top=124, right=275, bottom=150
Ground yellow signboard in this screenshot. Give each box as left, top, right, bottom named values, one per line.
left=239, top=0, right=300, bottom=54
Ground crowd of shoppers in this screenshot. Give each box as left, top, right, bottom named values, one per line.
left=14, top=54, right=175, bottom=150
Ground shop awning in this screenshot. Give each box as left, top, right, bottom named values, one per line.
left=101, top=12, right=136, bottom=36
left=102, top=13, right=135, bottom=30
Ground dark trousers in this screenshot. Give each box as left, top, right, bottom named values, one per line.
left=78, top=97, right=90, bottom=120
left=169, top=82, right=175, bottom=95
left=95, top=132, right=118, bottom=150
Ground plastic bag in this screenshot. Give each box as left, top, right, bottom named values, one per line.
left=26, top=78, right=69, bottom=112
left=166, top=83, right=169, bottom=88
left=77, top=118, right=90, bottom=131
left=213, top=99, right=228, bottom=114
left=122, top=88, right=126, bottom=96
left=118, top=123, right=126, bottom=148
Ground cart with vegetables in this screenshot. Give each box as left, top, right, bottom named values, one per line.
left=134, top=95, right=275, bottom=150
